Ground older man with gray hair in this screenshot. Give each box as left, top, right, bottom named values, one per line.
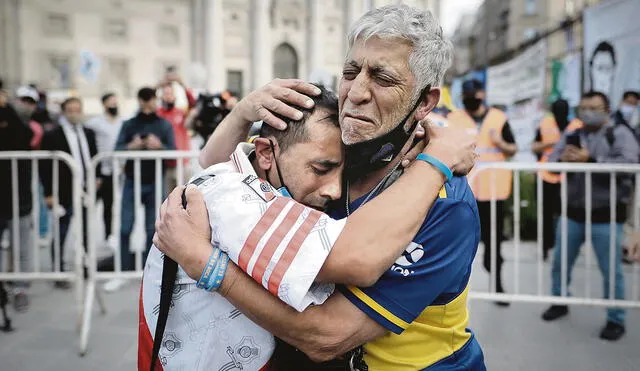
left=154, top=4, right=485, bottom=370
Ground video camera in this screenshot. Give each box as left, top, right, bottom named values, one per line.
left=192, top=91, right=234, bottom=142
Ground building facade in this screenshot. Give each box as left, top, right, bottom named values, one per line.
left=0, top=0, right=439, bottom=114
left=453, top=0, right=604, bottom=75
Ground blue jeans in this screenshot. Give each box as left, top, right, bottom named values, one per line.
left=120, top=179, right=162, bottom=271
left=551, top=218, right=625, bottom=325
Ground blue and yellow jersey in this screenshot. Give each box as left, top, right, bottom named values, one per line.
left=330, top=176, right=485, bottom=371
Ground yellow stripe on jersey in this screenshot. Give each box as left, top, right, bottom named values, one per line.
left=247, top=135, right=259, bottom=144
left=346, top=286, right=410, bottom=330
left=438, top=186, right=447, bottom=199
left=363, top=285, right=472, bottom=370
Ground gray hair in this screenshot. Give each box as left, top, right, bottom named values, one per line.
left=347, top=4, right=453, bottom=95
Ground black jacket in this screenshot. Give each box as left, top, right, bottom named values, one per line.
left=40, top=124, right=98, bottom=208
left=115, top=112, right=176, bottom=184
left=0, top=106, right=34, bottom=219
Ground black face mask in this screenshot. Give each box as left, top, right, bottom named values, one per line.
left=266, top=140, right=294, bottom=199
left=106, top=107, right=118, bottom=116
left=344, top=85, right=430, bottom=178
left=163, top=102, right=175, bottom=110
left=462, top=96, right=483, bottom=112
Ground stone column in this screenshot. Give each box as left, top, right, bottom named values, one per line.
left=251, top=0, right=273, bottom=89
left=306, top=0, right=323, bottom=77
left=205, top=0, right=226, bottom=92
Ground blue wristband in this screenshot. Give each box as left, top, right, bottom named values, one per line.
left=196, top=248, right=221, bottom=290
left=416, top=153, right=453, bottom=181
left=206, top=253, right=229, bottom=292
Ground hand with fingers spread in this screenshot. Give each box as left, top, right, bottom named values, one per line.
left=402, top=119, right=477, bottom=175
left=232, top=78, right=322, bottom=130
left=153, top=185, right=213, bottom=280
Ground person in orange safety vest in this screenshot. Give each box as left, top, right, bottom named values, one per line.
left=448, top=79, right=517, bottom=305
left=531, top=99, right=583, bottom=261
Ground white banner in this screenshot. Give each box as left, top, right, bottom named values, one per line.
left=486, top=41, right=547, bottom=162
left=557, top=53, right=582, bottom=108
left=584, top=0, right=640, bottom=105
left=486, top=41, right=546, bottom=107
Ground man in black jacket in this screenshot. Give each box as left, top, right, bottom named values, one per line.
left=41, top=97, right=98, bottom=289
left=0, top=105, right=34, bottom=311
left=104, top=87, right=174, bottom=292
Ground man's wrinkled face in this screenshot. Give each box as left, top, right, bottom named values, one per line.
left=275, top=109, right=344, bottom=210
left=339, top=36, right=416, bottom=145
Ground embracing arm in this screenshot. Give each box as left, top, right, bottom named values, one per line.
left=222, top=260, right=386, bottom=362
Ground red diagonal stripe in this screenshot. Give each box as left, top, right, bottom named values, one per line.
left=268, top=209, right=322, bottom=296
left=238, top=197, right=289, bottom=272
left=252, top=203, right=305, bottom=284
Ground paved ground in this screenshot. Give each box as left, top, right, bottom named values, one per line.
left=1, top=241, right=640, bottom=371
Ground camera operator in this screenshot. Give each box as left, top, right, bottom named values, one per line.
left=186, top=90, right=237, bottom=146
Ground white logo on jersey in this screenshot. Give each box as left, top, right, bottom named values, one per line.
left=394, top=242, right=424, bottom=267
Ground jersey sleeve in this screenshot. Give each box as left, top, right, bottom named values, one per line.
left=197, top=172, right=346, bottom=312
left=339, top=200, right=479, bottom=334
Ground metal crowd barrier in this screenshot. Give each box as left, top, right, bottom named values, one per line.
left=467, top=162, right=640, bottom=308
left=79, top=150, right=200, bottom=355
left=0, top=151, right=84, bottom=332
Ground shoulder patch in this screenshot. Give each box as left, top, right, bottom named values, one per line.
left=242, top=175, right=276, bottom=202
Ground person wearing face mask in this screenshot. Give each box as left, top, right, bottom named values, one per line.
left=541, top=91, right=640, bottom=341
left=531, top=99, right=584, bottom=261
left=448, top=79, right=517, bottom=306
left=157, top=84, right=192, bottom=191
left=613, top=91, right=639, bottom=132
left=104, top=87, right=175, bottom=292
left=85, top=92, right=123, bottom=253
left=14, top=86, right=44, bottom=150
left=40, top=97, right=98, bottom=289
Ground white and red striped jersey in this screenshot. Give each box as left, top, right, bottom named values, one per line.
left=139, top=143, right=345, bottom=371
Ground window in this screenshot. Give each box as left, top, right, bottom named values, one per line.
left=227, top=70, right=244, bottom=98
left=525, top=0, right=537, bottom=15
left=158, top=24, right=180, bottom=46
left=106, top=58, right=131, bottom=97
left=103, top=19, right=128, bottom=42
left=44, top=13, right=71, bottom=37
left=45, top=55, right=72, bottom=89
left=524, top=28, right=538, bottom=41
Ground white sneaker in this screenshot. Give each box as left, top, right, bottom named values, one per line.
left=104, top=235, right=118, bottom=252
left=103, top=278, right=127, bottom=292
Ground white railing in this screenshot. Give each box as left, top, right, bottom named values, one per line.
left=5, top=152, right=640, bottom=355
left=467, top=162, right=640, bottom=308
left=0, top=151, right=84, bottom=332
left=79, top=150, right=200, bottom=355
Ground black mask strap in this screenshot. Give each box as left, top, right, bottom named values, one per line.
left=267, top=140, right=293, bottom=197
left=344, top=85, right=431, bottom=177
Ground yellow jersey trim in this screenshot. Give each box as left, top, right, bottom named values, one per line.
left=438, top=186, right=447, bottom=199
left=347, top=286, right=410, bottom=330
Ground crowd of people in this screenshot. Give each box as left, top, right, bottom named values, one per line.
left=448, top=79, right=640, bottom=341
left=0, top=71, right=238, bottom=308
